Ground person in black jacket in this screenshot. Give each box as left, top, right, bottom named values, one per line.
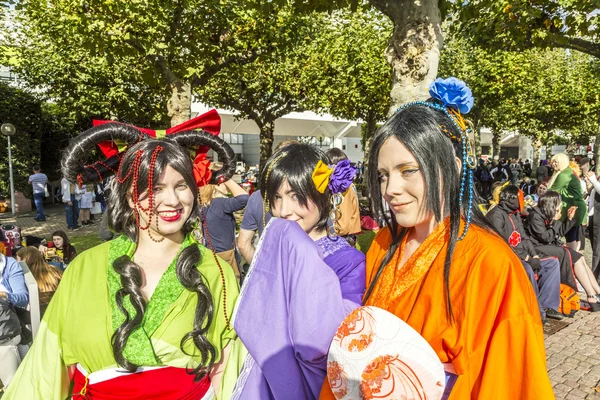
left=526, top=191, right=600, bottom=311
left=487, top=185, right=562, bottom=322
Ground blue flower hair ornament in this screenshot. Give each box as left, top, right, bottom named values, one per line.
left=429, top=77, right=474, bottom=114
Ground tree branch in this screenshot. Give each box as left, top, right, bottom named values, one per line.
left=368, top=0, right=403, bottom=20
left=192, top=46, right=272, bottom=87
left=550, top=34, right=600, bottom=59
left=168, top=0, right=185, bottom=43
left=126, top=38, right=179, bottom=85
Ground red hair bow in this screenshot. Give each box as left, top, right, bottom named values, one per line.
left=94, top=109, right=221, bottom=158
left=193, top=153, right=213, bottom=187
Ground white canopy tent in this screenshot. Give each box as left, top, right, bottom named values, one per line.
left=191, top=103, right=363, bottom=140
left=191, top=103, right=365, bottom=164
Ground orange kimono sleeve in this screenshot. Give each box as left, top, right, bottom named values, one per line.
left=456, top=239, right=555, bottom=399
left=465, top=315, right=554, bottom=399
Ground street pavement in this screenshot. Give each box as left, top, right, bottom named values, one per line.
left=1, top=203, right=600, bottom=398
left=0, top=202, right=98, bottom=239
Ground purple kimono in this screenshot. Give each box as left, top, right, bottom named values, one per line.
left=232, top=219, right=358, bottom=400
left=315, top=236, right=365, bottom=304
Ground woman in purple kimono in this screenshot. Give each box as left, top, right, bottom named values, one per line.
left=258, top=143, right=366, bottom=304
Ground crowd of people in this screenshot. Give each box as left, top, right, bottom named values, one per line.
left=475, top=153, right=600, bottom=320
left=1, top=77, right=596, bottom=399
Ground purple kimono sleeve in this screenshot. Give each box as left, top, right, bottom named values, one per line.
left=232, top=218, right=358, bottom=400
left=323, top=246, right=366, bottom=304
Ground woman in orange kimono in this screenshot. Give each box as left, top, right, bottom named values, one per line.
left=321, top=78, right=554, bottom=399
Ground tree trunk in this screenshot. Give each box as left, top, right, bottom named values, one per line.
left=167, top=80, right=192, bottom=127
left=532, top=139, right=543, bottom=171
left=378, top=0, right=443, bottom=115
left=491, top=128, right=501, bottom=161
left=473, top=124, right=482, bottom=160
left=594, top=120, right=600, bottom=173
left=258, top=120, right=275, bottom=173
left=361, top=110, right=377, bottom=194
left=545, top=142, right=553, bottom=162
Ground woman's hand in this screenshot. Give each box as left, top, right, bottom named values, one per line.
left=0, top=291, right=8, bottom=301
left=39, top=244, right=48, bottom=254
left=567, top=206, right=577, bottom=221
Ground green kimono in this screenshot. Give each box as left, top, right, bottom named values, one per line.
left=549, top=167, right=588, bottom=225
left=5, top=234, right=245, bottom=400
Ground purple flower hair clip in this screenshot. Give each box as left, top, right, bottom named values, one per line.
left=329, top=159, right=356, bottom=194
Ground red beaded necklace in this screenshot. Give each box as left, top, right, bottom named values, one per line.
left=127, top=146, right=165, bottom=243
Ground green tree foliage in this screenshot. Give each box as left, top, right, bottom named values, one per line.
left=457, top=0, right=600, bottom=58
left=2, top=0, right=289, bottom=127
left=272, top=0, right=446, bottom=112
left=303, top=10, right=391, bottom=146
left=302, top=10, right=390, bottom=181
left=453, top=0, right=600, bottom=165
left=198, top=9, right=317, bottom=169
left=440, top=31, right=600, bottom=165
left=0, top=83, right=46, bottom=198
left=200, top=9, right=391, bottom=170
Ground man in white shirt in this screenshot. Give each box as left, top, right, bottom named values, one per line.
left=61, top=177, right=80, bottom=230
left=28, top=165, right=47, bottom=222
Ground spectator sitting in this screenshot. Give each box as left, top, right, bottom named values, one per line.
left=38, top=230, right=77, bottom=270
left=15, top=247, right=62, bottom=317
left=491, top=159, right=510, bottom=183
left=198, top=179, right=249, bottom=282
left=525, top=191, right=600, bottom=312
left=520, top=178, right=536, bottom=196
left=487, top=185, right=562, bottom=323
left=0, top=251, right=29, bottom=309
left=0, top=294, right=23, bottom=390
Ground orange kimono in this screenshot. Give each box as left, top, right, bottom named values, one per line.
left=321, top=221, right=555, bottom=399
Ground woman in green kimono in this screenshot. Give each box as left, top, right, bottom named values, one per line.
left=5, top=118, right=244, bottom=400
left=548, top=152, right=588, bottom=251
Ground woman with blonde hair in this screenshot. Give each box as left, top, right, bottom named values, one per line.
left=15, top=247, right=62, bottom=316
left=548, top=153, right=588, bottom=251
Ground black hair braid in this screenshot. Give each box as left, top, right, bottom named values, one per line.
left=175, top=245, right=217, bottom=380
left=111, top=255, right=148, bottom=372
left=164, top=130, right=236, bottom=184
left=61, top=123, right=144, bottom=184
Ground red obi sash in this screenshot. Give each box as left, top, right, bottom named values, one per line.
left=72, top=364, right=212, bottom=400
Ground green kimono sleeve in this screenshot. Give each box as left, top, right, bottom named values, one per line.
left=4, top=269, right=74, bottom=400
left=549, top=170, right=571, bottom=193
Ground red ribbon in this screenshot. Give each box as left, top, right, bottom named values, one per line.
left=193, top=153, right=213, bottom=187
left=93, top=109, right=221, bottom=158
